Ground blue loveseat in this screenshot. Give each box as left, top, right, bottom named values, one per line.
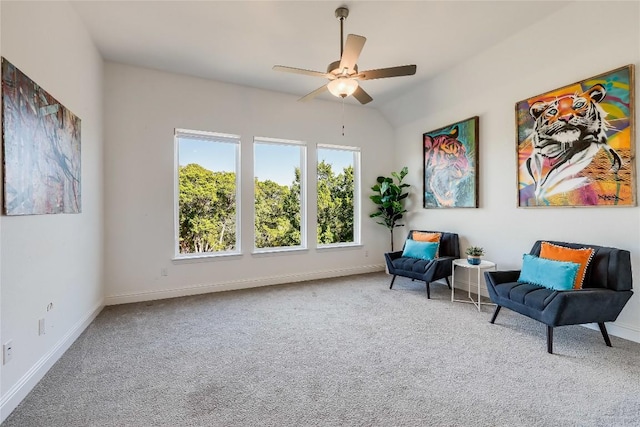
left=485, top=240, right=633, bottom=354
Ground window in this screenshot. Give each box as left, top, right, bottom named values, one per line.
left=175, top=129, right=240, bottom=257
left=253, top=138, right=306, bottom=251
left=317, top=145, right=360, bottom=246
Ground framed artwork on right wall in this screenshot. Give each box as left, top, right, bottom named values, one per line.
left=516, top=64, right=636, bottom=208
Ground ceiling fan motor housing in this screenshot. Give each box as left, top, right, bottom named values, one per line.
left=327, top=60, right=357, bottom=77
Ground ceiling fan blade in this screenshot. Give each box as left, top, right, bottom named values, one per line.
left=299, top=85, right=328, bottom=102
left=338, top=34, right=366, bottom=73
left=352, top=86, right=373, bottom=105
left=356, top=65, right=417, bottom=80
left=273, top=65, right=329, bottom=78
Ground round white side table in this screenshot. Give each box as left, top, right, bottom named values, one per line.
left=451, top=259, right=497, bottom=311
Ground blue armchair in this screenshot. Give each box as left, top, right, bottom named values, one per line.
left=385, top=230, right=460, bottom=299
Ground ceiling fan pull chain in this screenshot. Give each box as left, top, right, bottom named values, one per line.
left=342, top=97, right=345, bottom=137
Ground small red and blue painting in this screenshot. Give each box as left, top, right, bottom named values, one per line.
left=423, top=116, right=479, bottom=209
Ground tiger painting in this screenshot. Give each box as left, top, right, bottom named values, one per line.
left=423, top=125, right=473, bottom=208
left=525, top=83, right=622, bottom=201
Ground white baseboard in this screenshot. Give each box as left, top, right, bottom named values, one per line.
left=0, top=302, right=104, bottom=423
left=105, top=264, right=386, bottom=305
left=582, top=321, right=640, bottom=344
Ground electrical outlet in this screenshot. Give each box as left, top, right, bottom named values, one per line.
left=3, top=341, right=13, bottom=364
left=39, top=318, right=46, bottom=336
left=365, top=250, right=369, bottom=257
left=160, top=268, right=168, bottom=277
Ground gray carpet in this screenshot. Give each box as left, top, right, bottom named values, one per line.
left=3, top=272, right=640, bottom=426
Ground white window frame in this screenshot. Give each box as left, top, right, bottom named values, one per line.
left=253, top=137, right=307, bottom=253
left=316, top=143, right=361, bottom=248
left=174, top=128, right=241, bottom=259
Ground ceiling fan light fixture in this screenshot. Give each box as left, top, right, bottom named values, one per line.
left=327, top=77, right=359, bottom=98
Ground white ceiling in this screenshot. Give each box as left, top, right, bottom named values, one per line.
left=71, top=0, right=569, bottom=108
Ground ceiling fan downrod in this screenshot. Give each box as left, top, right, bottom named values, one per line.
left=335, top=7, right=349, bottom=58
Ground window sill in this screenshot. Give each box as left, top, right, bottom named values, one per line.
left=252, top=247, right=309, bottom=257
left=171, top=244, right=363, bottom=262
left=316, top=243, right=363, bottom=251
left=172, top=252, right=242, bottom=264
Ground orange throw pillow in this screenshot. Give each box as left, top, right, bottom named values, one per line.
left=412, top=232, right=441, bottom=257
left=412, top=232, right=441, bottom=243
left=539, top=242, right=594, bottom=289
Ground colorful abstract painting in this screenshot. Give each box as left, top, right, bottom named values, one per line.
left=516, top=65, right=635, bottom=207
left=423, top=116, right=479, bottom=208
left=2, top=57, right=81, bottom=215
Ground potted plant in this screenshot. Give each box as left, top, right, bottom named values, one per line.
left=465, top=246, right=484, bottom=265
left=369, top=167, right=410, bottom=251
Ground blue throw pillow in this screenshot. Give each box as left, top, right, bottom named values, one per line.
left=518, top=254, right=579, bottom=291
left=402, top=240, right=438, bottom=260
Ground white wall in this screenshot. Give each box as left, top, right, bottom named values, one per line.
left=382, top=0, right=640, bottom=342
left=103, top=63, right=394, bottom=304
left=0, top=1, right=104, bottom=421
left=1, top=2, right=636, bottom=422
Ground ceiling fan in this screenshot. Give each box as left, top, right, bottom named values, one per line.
left=273, top=6, right=417, bottom=105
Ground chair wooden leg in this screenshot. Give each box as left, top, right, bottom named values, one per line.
left=425, top=282, right=431, bottom=299
left=547, top=326, right=553, bottom=354
left=445, top=276, right=451, bottom=290
left=489, top=305, right=501, bottom=324
left=598, top=322, right=612, bottom=347
left=389, top=275, right=397, bottom=290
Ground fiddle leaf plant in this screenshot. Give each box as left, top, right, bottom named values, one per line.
left=369, top=166, right=410, bottom=251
